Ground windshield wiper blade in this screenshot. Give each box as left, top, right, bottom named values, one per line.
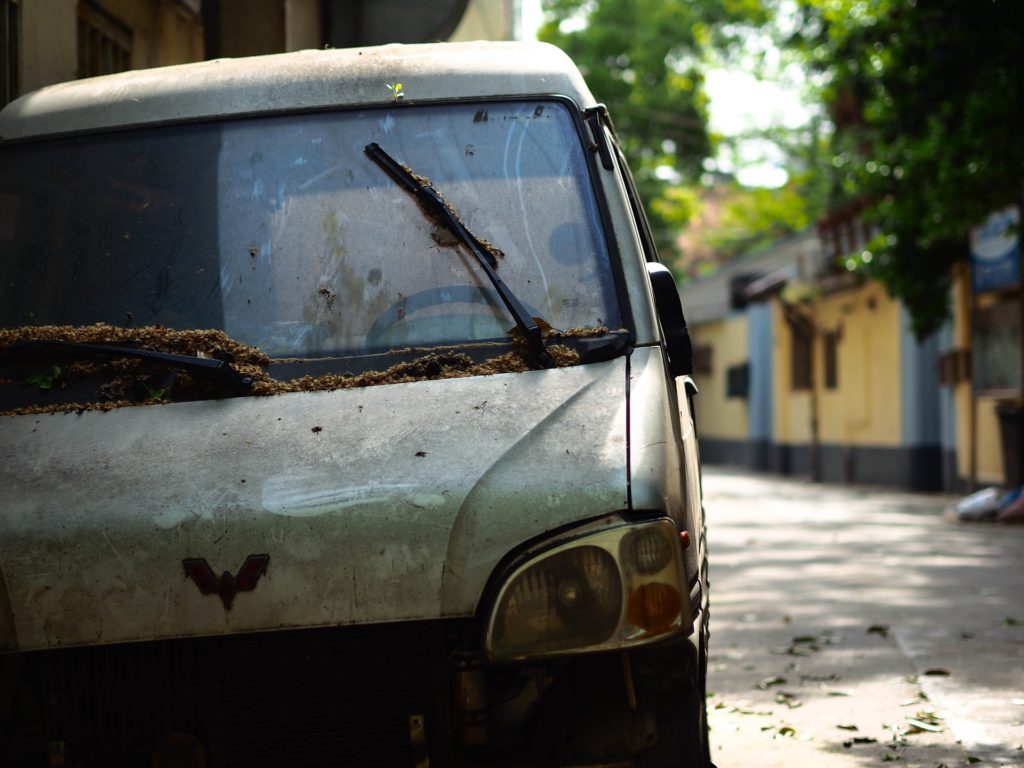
left=365, top=142, right=554, bottom=369
left=0, top=340, right=253, bottom=392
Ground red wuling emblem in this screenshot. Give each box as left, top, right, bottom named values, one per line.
left=183, top=554, right=269, bottom=610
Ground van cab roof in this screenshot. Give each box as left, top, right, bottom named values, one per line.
left=0, top=41, right=597, bottom=142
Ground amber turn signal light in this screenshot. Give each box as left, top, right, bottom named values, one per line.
left=627, top=583, right=682, bottom=636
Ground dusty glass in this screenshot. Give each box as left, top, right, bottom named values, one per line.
left=0, top=100, right=621, bottom=359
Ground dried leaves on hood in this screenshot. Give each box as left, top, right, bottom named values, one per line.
left=1, top=323, right=591, bottom=416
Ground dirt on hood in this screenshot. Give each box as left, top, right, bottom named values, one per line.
left=0, top=323, right=606, bottom=416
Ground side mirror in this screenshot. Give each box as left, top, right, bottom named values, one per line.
left=645, top=262, right=693, bottom=379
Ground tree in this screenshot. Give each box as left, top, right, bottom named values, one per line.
left=790, top=0, right=1024, bottom=337
left=538, top=0, right=769, bottom=260
left=674, top=176, right=814, bottom=276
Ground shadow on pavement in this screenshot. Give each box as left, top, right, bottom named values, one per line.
left=702, top=466, right=1024, bottom=768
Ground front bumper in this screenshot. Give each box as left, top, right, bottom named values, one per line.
left=2, top=616, right=701, bottom=767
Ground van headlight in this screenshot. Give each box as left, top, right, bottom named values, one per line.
left=485, top=519, right=686, bottom=661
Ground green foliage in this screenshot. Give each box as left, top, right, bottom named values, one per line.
left=539, top=0, right=770, bottom=258
left=24, top=366, right=61, bottom=390
left=706, top=182, right=811, bottom=256
left=650, top=184, right=701, bottom=230
left=790, top=0, right=1024, bottom=337
left=145, top=386, right=167, bottom=401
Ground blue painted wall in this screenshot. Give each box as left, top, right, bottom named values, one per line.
left=899, top=305, right=942, bottom=447
left=747, top=302, right=774, bottom=443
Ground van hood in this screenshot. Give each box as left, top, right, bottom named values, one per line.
left=0, top=358, right=628, bottom=651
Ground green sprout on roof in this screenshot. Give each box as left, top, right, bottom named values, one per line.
left=145, top=386, right=167, bottom=402
left=24, top=366, right=61, bottom=390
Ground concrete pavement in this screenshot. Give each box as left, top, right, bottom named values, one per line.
left=702, top=467, right=1024, bottom=768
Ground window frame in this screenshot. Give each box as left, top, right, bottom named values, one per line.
left=823, top=330, right=839, bottom=390
left=78, top=0, right=132, bottom=79
left=790, top=322, right=813, bottom=392
left=0, top=0, right=18, bottom=108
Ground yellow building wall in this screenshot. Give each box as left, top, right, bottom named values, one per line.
left=772, top=300, right=810, bottom=445
left=973, top=399, right=1004, bottom=484
left=20, top=1, right=204, bottom=95
left=814, top=281, right=902, bottom=447
left=690, top=316, right=750, bottom=441
left=286, top=0, right=323, bottom=51
left=951, top=267, right=1008, bottom=485
left=99, top=0, right=205, bottom=69
left=21, top=0, right=77, bottom=93
left=450, top=0, right=517, bottom=41
left=772, top=280, right=902, bottom=450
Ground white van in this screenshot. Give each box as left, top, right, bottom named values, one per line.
left=0, top=42, right=709, bottom=768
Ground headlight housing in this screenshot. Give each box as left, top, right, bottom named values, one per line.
left=485, top=519, right=686, bottom=661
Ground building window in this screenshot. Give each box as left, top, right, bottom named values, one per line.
left=973, top=300, right=1021, bottom=394
left=791, top=323, right=812, bottom=391
left=725, top=362, right=750, bottom=399
left=823, top=331, right=839, bottom=389
left=1, top=0, right=18, bottom=107
left=78, top=1, right=132, bottom=79
left=692, top=344, right=713, bottom=376
left=938, top=348, right=971, bottom=386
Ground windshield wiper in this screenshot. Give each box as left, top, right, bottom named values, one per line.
left=0, top=340, right=253, bottom=392
left=365, top=142, right=554, bottom=369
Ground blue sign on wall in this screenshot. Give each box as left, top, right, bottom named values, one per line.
left=971, top=206, right=1021, bottom=293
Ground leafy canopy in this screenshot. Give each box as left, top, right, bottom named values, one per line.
left=791, top=0, right=1024, bottom=337
left=538, top=0, right=770, bottom=260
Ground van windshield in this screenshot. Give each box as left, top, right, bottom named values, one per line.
left=0, top=100, right=622, bottom=361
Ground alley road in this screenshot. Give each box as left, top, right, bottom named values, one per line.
left=703, top=467, right=1024, bottom=768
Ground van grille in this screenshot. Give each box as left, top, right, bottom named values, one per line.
left=15, top=622, right=449, bottom=767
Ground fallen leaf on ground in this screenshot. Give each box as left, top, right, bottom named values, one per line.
left=905, top=714, right=943, bottom=734
left=843, top=737, right=878, bottom=747
left=775, top=644, right=816, bottom=656
left=713, top=700, right=773, bottom=716
left=775, top=691, right=802, bottom=709
left=800, top=673, right=841, bottom=684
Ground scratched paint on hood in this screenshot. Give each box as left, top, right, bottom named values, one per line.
left=262, top=477, right=418, bottom=517
left=261, top=476, right=449, bottom=517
